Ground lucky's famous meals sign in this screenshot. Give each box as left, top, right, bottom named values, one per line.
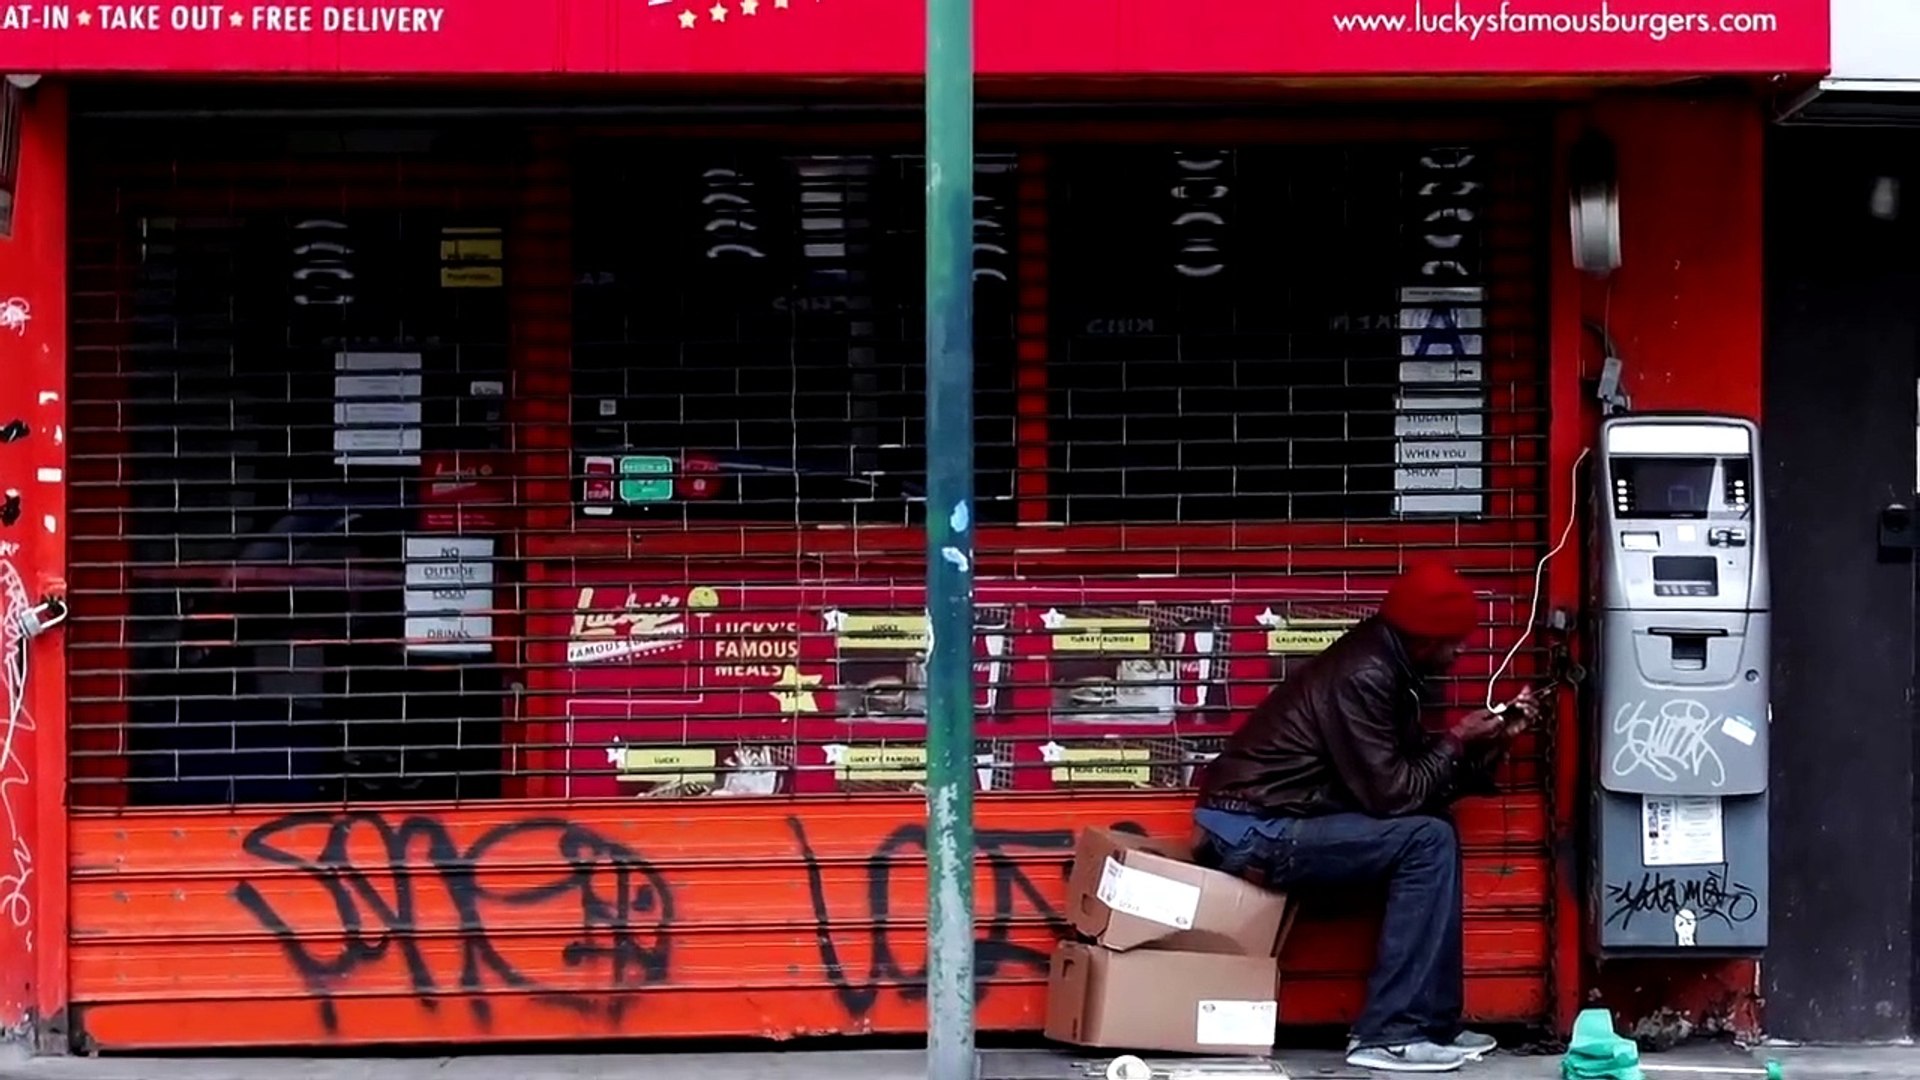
left=0, top=0, right=1827, bottom=76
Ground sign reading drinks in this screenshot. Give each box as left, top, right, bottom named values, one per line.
left=0, top=0, right=1826, bottom=76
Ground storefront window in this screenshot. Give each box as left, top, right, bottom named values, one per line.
left=570, top=144, right=1020, bottom=527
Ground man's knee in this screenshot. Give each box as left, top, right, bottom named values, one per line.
left=1401, top=816, right=1458, bottom=859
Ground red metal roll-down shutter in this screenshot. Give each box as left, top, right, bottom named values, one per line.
left=62, top=104, right=1557, bottom=1051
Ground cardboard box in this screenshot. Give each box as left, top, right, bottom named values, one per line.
left=1066, top=827, right=1294, bottom=955
left=1044, top=941, right=1279, bottom=1054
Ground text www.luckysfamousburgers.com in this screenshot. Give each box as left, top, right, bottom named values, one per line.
left=1332, top=1, right=1779, bottom=40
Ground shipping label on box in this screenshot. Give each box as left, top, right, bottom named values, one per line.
left=1044, top=943, right=1279, bottom=1055
left=1096, top=856, right=1201, bottom=930
left=1068, top=826, right=1294, bottom=955
left=1196, top=1000, right=1279, bottom=1046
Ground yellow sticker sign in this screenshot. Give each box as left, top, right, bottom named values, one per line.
left=1051, top=617, right=1152, bottom=653
left=611, top=746, right=718, bottom=786
left=837, top=612, right=931, bottom=651
left=1264, top=616, right=1358, bottom=655
left=438, top=227, right=504, bottom=289
left=834, top=744, right=928, bottom=782
left=1050, top=746, right=1152, bottom=787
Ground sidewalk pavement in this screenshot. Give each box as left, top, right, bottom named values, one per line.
left=0, top=1043, right=1915, bottom=1080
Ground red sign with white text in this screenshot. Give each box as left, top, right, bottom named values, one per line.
left=0, top=0, right=1827, bottom=75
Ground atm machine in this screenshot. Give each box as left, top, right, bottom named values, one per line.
left=1593, top=415, right=1768, bottom=952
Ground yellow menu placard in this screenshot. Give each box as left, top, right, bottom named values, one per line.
left=1051, top=746, right=1152, bottom=787
left=439, top=236, right=504, bottom=261
left=439, top=228, right=504, bottom=289
left=1265, top=617, right=1358, bottom=655
left=837, top=612, right=932, bottom=651
left=1052, top=617, right=1152, bottom=653
left=441, top=266, right=504, bottom=288
left=611, top=746, right=718, bottom=785
left=837, top=745, right=928, bottom=782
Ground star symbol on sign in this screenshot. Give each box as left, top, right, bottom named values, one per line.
left=770, top=664, right=822, bottom=714
left=678, top=8, right=696, bottom=26
left=229, top=10, right=242, bottom=25
left=74, top=9, right=89, bottom=25
left=741, top=0, right=757, bottom=12
left=1040, top=607, right=1068, bottom=630
left=1255, top=607, right=1284, bottom=628
left=708, top=1, right=726, bottom=19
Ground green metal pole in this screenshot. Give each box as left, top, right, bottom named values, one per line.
left=923, top=0, right=975, bottom=1067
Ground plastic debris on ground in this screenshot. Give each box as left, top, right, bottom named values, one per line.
left=1563, top=1008, right=1645, bottom=1080
left=1095, top=1054, right=1289, bottom=1080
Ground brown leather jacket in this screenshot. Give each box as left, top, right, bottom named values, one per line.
left=1197, top=617, right=1498, bottom=818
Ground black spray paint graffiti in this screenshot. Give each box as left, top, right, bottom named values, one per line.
left=1603, top=866, right=1758, bottom=933
left=787, top=815, right=1147, bottom=1018
left=231, top=811, right=674, bottom=1035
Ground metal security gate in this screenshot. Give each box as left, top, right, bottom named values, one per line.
left=62, top=100, right=1559, bottom=1051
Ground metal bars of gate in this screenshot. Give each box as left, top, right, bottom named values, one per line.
left=58, top=109, right=1558, bottom=1050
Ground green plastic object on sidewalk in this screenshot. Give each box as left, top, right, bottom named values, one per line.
left=1563, top=1008, right=1644, bottom=1080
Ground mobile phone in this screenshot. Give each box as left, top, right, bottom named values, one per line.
left=1504, top=684, right=1556, bottom=726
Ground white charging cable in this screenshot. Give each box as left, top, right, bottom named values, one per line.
left=1484, top=446, right=1592, bottom=712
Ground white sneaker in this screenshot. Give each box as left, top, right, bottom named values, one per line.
left=1347, top=1030, right=1496, bottom=1062
left=1447, top=1029, right=1497, bottom=1060
left=1344, top=1041, right=1469, bottom=1073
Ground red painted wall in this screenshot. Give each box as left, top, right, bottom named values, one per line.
left=0, top=83, right=70, bottom=1042
left=1575, top=91, right=1767, bottom=1037
left=1588, top=93, right=1765, bottom=419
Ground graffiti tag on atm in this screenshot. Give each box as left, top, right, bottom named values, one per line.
left=1610, top=698, right=1730, bottom=788
left=1603, top=866, right=1757, bottom=932
left=230, top=811, right=675, bottom=1034
left=567, top=587, right=687, bottom=664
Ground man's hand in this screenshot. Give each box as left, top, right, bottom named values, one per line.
left=1512, top=683, right=1551, bottom=713
left=1501, top=684, right=1555, bottom=734
left=1449, top=707, right=1508, bottom=744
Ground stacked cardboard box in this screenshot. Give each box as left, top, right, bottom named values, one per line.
left=1045, top=827, right=1296, bottom=1056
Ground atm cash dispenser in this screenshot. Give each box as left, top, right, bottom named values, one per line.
left=1593, top=415, right=1768, bottom=952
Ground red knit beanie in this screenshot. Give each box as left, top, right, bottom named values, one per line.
left=1379, top=561, right=1478, bottom=642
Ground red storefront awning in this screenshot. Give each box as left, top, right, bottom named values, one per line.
left=0, top=0, right=1828, bottom=77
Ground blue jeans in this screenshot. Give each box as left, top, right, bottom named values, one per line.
left=1193, top=807, right=1464, bottom=1049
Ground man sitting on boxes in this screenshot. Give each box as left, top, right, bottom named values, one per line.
left=1195, top=561, right=1542, bottom=1074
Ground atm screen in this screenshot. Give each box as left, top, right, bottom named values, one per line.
left=1614, top=457, right=1716, bottom=518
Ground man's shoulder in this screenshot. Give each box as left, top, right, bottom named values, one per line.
left=1315, top=638, right=1411, bottom=711
left=1318, top=622, right=1402, bottom=679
